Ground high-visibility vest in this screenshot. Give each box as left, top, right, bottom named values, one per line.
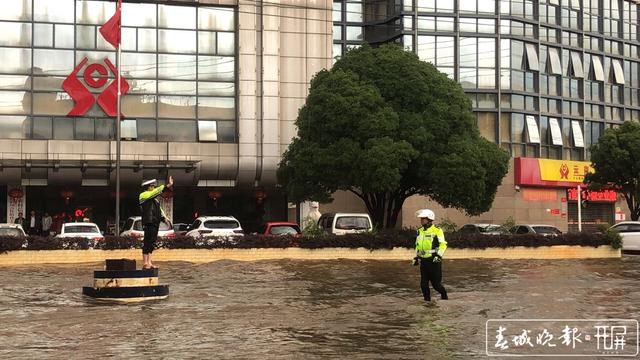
left=415, top=225, right=447, bottom=258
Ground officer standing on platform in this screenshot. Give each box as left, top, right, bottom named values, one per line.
left=413, top=209, right=448, bottom=302
left=139, top=176, right=173, bottom=269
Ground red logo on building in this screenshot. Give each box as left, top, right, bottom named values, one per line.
left=62, top=57, right=129, bottom=117
left=559, top=164, right=569, bottom=179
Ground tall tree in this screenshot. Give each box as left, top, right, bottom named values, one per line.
left=278, top=44, right=510, bottom=228
left=585, top=121, right=640, bottom=221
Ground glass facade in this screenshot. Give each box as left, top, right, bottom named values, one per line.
left=334, top=0, right=640, bottom=161
left=0, top=0, right=236, bottom=142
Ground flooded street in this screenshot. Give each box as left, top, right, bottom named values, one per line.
left=1, top=256, right=639, bottom=359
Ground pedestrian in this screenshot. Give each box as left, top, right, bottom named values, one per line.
left=26, top=210, right=41, bottom=236
left=139, top=176, right=173, bottom=269
left=14, top=212, right=26, bottom=229
left=42, top=212, right=53, bottom=236
left=413, top=209, right=448, bottom=302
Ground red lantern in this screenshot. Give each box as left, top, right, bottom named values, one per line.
left=208, top=191, right=221, bottom=201
left=255, top=190, right=267, bottom=204
left=8, top=188, right=23, bottom=199
left=60, top=190, right=74, bottom=205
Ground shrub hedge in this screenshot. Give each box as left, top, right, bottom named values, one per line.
left=0, top=230, right=615, bottom=254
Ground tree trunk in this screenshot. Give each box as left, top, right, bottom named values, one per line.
left=349, top=189, right=410, bottom=229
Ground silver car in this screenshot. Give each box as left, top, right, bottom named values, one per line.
left=0, top=223, right=27, bottom=237
left=511, top=224, right=562, bottom=236
left=609, top=221, right=640, bottom=251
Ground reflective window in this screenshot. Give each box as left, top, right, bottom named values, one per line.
left=75, top=118, right=95, bottom=140
left=76, top=25, right=96, bottom=49
left=122, top=3, right=156, bottom=27
left=198, top=56, right=234, bottom=81
left=34, top=50, right=74, bottom=76
left=0, top=22, right=31, bottom=47
left=55, top=25, right=75, bottom=49
left=136, top=119, right=156, bottom=141
left=158, top=120, right=197, bottom=141
left=34, top=23, right=53, bottom=47
left=198, top=121, right=217, bottom=141
left=159, top=5, right=196, bottom=29
left=34, top=0, right=74, bottom=23
left=76, top=0, right=113, bottom=25
left=53, top=117, right=74, bottom=139
left=217, top=32, right=235, bottom=55
left=95, top=118, right=115, bottom=140
left=346, top=3, right=363, bottom=22
left=0, top=0, right=31, bottom=21
left=346, top=27, right=363, bottom=41
left=199, top=82, right=235, bottom=96
left=138, top=29, right=157, bottom=52
left=0, top=116, right=29, bottom=139
left=159, top=29, right=196, bottom=54
left=216, top=121, right=236, bottom=142
left=0, top=75, right=30, bottom=90
left=198, top=97, right=235, bottom=120
left=159, top=81, right=196, bottom=96
left=198, top=8, right=234, bottom=31
left=32, top=117, right=52, bottom=139
left=198, top=31, right=217, bottom=54
left=121, top=53, right=157, bottom=78
left=158, top=96, right=196, bottom=119
left=0, top=91, right=29, bottom=114
left=159, top=54, right=196, bottom=80
left=2, top=47, right=31, bottom=74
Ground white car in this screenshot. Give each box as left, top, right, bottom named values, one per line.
left=0, top=223, right=27, bottom=237
left=120, top=216, right=175, bottom=239
left=609, top=221, right=640, bottom=251
left=56, top=222, right=104, bottom=241
left=317, top=213, right=373, bottom=235
left=185, top=216, right=244, bottom=238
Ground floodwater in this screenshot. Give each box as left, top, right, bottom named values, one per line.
left=1, top=256, right=639, bottom=359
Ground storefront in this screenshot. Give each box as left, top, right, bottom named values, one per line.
left=515, top=157, right=618, bottom=232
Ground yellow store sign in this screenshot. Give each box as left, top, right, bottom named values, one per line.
left=538, top=159, right=594, bottom=183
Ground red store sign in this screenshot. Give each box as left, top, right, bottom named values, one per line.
left=566, top=188, right=618, bottom=202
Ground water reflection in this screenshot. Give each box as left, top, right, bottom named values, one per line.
left=0, top=257, right=639, bottom=359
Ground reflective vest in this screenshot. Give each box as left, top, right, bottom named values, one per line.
left=415, top=225, right=447, bottom=259
left=139, top=185, right=167, bottom=225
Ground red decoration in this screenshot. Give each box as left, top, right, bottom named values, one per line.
left=8, top=188, right=23, bottom=199
left=208, top=191, right=221, bottom=200
left=99, top=0, right=122, bottom=49
left=255, top=190, right=267, bottom=204
left=567, top=188, right=617, bottom=202
left=60, top=190, right=74, bottom=205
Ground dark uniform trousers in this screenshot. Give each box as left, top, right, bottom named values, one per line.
left=420, top=259, right=447, bottom=300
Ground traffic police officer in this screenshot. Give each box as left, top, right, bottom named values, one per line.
left=139, top=176, right=173, bottom=269
left=413, top=209, right=448, bottom=302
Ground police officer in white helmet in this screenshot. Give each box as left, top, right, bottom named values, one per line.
left=413, top=209, right=448, bottom=302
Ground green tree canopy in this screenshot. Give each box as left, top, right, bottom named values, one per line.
left=585, top=121, right=640, bottom=220
left=277, top=44, right=510, bottom=228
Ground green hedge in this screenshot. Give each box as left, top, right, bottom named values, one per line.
left=0, top=230, right=616, bottom=254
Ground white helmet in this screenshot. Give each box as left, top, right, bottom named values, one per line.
left=415, top=209, right=435, bottom=220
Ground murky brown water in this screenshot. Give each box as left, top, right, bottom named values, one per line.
left=1, top=256, right=639, bottom=359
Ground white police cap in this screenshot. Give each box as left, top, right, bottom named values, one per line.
left=141, top=179, right=157, bottom=187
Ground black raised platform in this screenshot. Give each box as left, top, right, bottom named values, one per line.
left=93, top=268, right=159, bottom=278
left=83, top=285, right=169, bottom=299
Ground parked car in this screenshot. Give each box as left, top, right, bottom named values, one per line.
left=185, top=216, right=244, bottom=238
left=510, top=224, right=562, bottom=236
left=56, top=222, right=104, bottom=241
left=609, top=221, right=640, bottom=251
left=317, top=213, right=373, bottom=235
left=0, top=223, right=26, bottom=237
left=173, top=223, right=190, bottom=236
left=120, top=216, right=175, bottom=239
left=458, top=223, right=505, bottom=235
left=259, top=222, right=302, bottom=236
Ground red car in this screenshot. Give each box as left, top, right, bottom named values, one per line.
left=260, top=222, right=302, bottom=236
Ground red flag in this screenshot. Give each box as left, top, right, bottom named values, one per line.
left=99, top=0, right=121, bottom=49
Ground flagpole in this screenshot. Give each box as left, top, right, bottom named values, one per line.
left=115, top=1, right=122, bottom=237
